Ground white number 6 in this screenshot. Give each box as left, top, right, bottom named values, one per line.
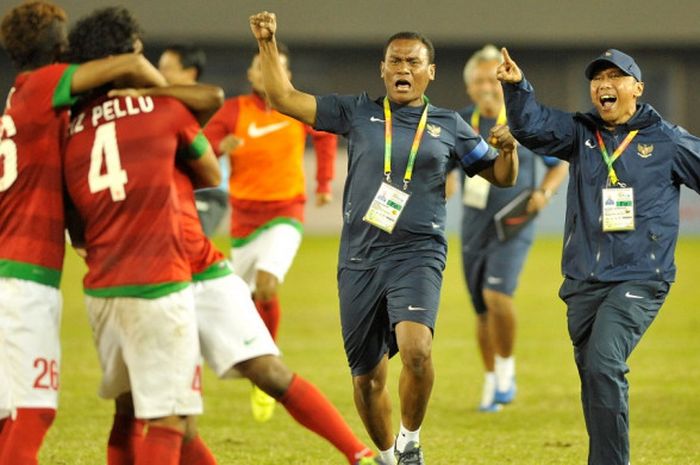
left=0, top=114, right=18, bottom=192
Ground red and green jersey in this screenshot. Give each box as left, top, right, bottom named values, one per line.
left=172, top=167, right=231, bottom=281
left=0, top=63, right=79, bottom=288
left=63, top=94, right=211, bottom=298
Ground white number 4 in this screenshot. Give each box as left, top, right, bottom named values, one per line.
left=89, top=122, right=128, bottom=201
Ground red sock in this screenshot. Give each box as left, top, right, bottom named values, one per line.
left=107, top=415, right=146, bottom=465
left=254, top=296, right=281, bottom=340
left=135, top=426, right=183, bottom=465
left=280, top=375, right=372, bottom=464
left=0, top=418, right=12, bottom=459
left=180, top=435, right=217, bottom=465
left=0, top=408, right=56, bottom=465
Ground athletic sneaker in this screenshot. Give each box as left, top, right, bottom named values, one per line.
left=250, top=384, right=276, bottom=422
left=478, top=402, right=503, bottom=413
left=396, top=441, right=424, bottom=465
left=494, top=379, right=517, bottom=405
left=479, top=373, right=501, bottom=412
left=355, top=457, right=387, bottom=465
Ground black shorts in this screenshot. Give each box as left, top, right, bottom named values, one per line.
left=337, top=256, right=444, bottom=376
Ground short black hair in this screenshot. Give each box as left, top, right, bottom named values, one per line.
left=67, top=6, right=142, bottom=63
left=383, top=31, right=435, bottom=64
left=164, top=43, right=206, bottom=79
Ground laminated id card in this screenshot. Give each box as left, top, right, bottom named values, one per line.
left=602, top=187, right=635, bottom=232
left=363, top=182, right=411, bottom=234
left=462, top=175, right=491, bottom=209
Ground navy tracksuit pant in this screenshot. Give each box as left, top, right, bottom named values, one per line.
left=559, top=278, right=670, bottom=465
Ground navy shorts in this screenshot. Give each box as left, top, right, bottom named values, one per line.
left=337, top=256, right=444, bottom=377
left=462, top=236, right=532, bottom=314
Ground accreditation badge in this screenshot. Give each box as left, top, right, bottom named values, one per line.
left=363, top=181, right=411, bottom=234
left=602, top=187, right=635, bottom=232
left=462, top=175, right=491, bottom=209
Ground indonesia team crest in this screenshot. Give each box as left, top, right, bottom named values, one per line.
left=426, top=124, right=441, bottom=138
left=637, top=143, right=654, bottom=158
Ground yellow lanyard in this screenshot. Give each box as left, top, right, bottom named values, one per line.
left=383, top=96, right=429, bottom=190
left=595, top=129, right=639, bottom=186
left=470, top=106, right=507, bottom=134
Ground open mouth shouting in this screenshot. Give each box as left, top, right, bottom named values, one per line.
left=599, top=94, right=617, bottom=111
left=394, top=78, right=412, bottom=92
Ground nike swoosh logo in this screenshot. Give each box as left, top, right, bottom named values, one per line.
left=408, top=305, right=428, bottom=311
left=247, top=121, right=289, bottom=138
left=486, top=276, right=503, bottom=285
left=370, top=116, right=385, bottom=123
left=585, top=139, right=597, bottom=149
left=244, top=336, right=257, bottom=346
left=624, top=292, right=644, bottom=299
left=431, top=222, right=440, bottom=229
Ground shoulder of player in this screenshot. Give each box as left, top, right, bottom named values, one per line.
left=16, top=63, right=71, bottom=91
left=323, top=91, right=371, bottom=111
left=31, top=62, right=72, bottom=78
left=426, top=105, right=466, bottom=132
left=147, top=95, right=192, bottom=113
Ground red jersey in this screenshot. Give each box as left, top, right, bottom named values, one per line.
left=203, top=93, right=337, bottom=241
left=173, top=167, right=230, bottom=281
left=63, top=95, right=210, bottom=298
left=0, top=64, right=78, bottom=288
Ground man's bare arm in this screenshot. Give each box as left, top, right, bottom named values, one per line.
left=250, top=11, right=317, bottom=126
left=185, top=147, right=221, bottom=189
left=109, top=84, right=225, bottom=125
left=70, top=54, right=166, bottom=94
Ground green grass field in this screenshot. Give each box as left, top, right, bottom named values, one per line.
left=42, top=235, right=700, bottom=464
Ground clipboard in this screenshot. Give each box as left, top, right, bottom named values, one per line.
left=493, top=188, right=537, bottom=242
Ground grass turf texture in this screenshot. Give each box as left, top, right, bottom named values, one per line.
left=42, top=236, right=700, bottom=464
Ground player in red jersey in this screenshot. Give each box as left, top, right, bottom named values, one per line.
left=204, top=45, right=337, bottom=420
left=107, top=64, right=387, bottom=465
left=63, top=7, right=220, bottom=465
left=0, top=2, right=165, bottom=464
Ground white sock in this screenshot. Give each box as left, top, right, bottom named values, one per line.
left=495, top=355, right=515, bottom=392
left=379, top=445, right=397, bottom=465
left=480, top=372, right=497, bottom=408
left=395, top=423, right=420, bottom=452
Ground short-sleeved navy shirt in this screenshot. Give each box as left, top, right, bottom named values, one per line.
left=456, top=106, right=561, bottom=251
left=315, top=93, right=498, bottom=269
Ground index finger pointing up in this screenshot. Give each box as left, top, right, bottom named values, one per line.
left=501, top=47, right=513, bottom=64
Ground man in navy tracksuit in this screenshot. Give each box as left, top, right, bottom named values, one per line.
left=497, top=48, right=700, bottom=465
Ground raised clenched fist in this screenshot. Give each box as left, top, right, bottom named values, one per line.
left=249, top=11, right=277, bottom=42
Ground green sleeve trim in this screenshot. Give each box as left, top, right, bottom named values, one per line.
left=0, top=259, right=61, bottom=288
left=84, top=281, right=190, bottom=299
left=231, top=217, right=303, bottom=248
left=185, top=132, right=211, bottom=160
left=192, top=259, right=233, bottom=282
left=52, top=64, right=80, bottom=108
